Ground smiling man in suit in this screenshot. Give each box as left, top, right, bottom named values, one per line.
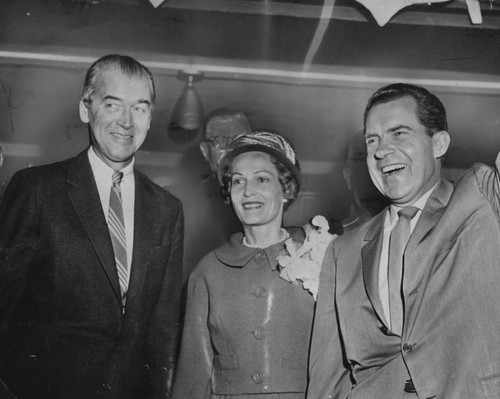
left=0, top=54, right=184, bottom=399
left=308, top=83, right=500, bottom=398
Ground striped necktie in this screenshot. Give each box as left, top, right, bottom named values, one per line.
left=388, top=206, right=419, bottom=335
left=109, top=170, right=128, bottom=305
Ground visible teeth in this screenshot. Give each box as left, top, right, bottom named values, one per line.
left=243, top=203, right=262, bottom=209
left=382, top=164, right=405, bottom=174
left=112, top=133, right=132, bottom=138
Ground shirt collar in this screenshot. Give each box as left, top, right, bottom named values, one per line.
left=88, top=146, right=135, bottom=181
left=388, top=182, right=438, bottom=223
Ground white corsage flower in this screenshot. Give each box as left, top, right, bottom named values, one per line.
left=277, top=215, right=337, bottom=300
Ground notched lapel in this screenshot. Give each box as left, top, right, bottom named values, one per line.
left=67, top=152, right=123, bottom=307
left=361, top=212, right=389, bottom=327
left=126, top=174, right=162, bottom=310
left=403, top=179, right=453, bottom=331
left=406, top=179, right=453, bottom=252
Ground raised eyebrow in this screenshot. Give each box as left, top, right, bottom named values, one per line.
left=102, top=95, right=122, bottom=102
left=102, top=96, right=152, bottom=107
left=388, top=124, right=413, bottom=133
left=137, top=99, right=152, bottom=107
left=254, top=169, right=274, bottom=175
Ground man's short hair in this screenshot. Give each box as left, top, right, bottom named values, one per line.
left=363, top=83, right=448, bottom=137
left=81, top=54, right=156, bottom=105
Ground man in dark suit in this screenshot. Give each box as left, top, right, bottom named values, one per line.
left=308, top=83, right=500, bottom=398
left=0, top=54, right=184, bottom=399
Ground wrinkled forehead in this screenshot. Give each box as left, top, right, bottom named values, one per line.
left=93, top=67, right=154, bottom=101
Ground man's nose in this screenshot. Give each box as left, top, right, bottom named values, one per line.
left=374, top=137, right=394, bottom=159
left=117, top=108, right=134, bottom=128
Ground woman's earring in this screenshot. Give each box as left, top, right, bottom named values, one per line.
left=282, top=198, right=288, bottom=203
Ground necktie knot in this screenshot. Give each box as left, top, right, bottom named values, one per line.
left=112, top=170, right=123, bottom=186
left=398, top=206, right=419, bottom=221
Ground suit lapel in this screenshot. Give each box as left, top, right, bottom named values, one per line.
left=125, top=173, right=158, bottom=311
left=402, top=179, right=453, bottom=332
left=67, top=151, right=123, bottom=307
left=361, top=211, right=390, bottom=327
left=406, top=178, right=453, bottom=253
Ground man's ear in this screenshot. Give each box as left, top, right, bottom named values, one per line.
left=79, top=99, right=90, bottom=123
left=432, top=130, right=450, bottom=159
left=199, top=141, right=210, bottom=162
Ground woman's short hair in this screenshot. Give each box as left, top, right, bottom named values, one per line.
left=218, top=130, right=301, bottom=211
left=220, top=154, right=300, bottom=210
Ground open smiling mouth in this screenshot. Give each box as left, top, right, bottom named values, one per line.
left=382, top=163, right=406, bottom=176
left=242, top=202, right=264, bottom=210
left=111, top=132, right=133, bottom=139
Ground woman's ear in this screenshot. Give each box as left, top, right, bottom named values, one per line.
left=432, top=130, right=450, bottom=159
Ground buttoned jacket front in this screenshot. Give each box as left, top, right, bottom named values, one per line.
left=173, top=229, right=315, bottom=398
left=308, top=163, right=500, bottom=399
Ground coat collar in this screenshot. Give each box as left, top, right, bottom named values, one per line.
left=67, top=150, right=123, bottom=307
left=215, top=227, right=305, bottom=269
left=406, top=178, right=453, bottom=251
left=361, top=211, right=388, bottom=327
left=125, top=172, right=164, bottom=309
left=360, top=178, right=453, bottom=330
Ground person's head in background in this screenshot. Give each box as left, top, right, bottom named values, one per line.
left=200, top=108, right=252, bottom=175
left=363, top=83, right=450, bottom=207
left=79, top=54, right=155, bottom=170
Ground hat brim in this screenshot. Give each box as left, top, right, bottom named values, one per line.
left=217, top=143, right=301, bottom=188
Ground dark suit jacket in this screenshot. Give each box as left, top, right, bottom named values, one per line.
left=308, top=163, right=500, bottom=399
left=0, top=150, right=184, bottom=399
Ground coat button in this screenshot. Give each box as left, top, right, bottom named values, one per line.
left=253, top=328, right=267, bottom=340
left=251, top=372, right=264, bottom=384
left=254, top=287, right=267, bottom=298
left=402, top=343, right=413, bottom=353
left=27, top=354, right=37, bottom=361
left=102, top=383, right=112, bottom=391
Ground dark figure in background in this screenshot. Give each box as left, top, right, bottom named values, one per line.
left=200, top=107, right=252, bottom=175
left=308, top=83, right=500, bottom=398
left=0, top=55, right=184, bottom=399
left=341, top=130, right=388, bottom=232
left=173, top=130, right=314, bottom=399
left=173, top=108, right=252, bottom=275
left=197, top=107, right=253, bottom=240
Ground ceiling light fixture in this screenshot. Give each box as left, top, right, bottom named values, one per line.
left=168, top=71, right=204, bottom=144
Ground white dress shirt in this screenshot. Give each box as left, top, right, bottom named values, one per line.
left=379, top=183, right=437, bottom=326
left=88, top=147, right=135, bottom=284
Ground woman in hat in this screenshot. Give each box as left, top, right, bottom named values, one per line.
left=173, top=130, right=314, bottom=398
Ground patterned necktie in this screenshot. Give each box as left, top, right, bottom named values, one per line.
left=109, top=170, right=128, bottom=305
left=388, top=206, right=419, bottom=335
